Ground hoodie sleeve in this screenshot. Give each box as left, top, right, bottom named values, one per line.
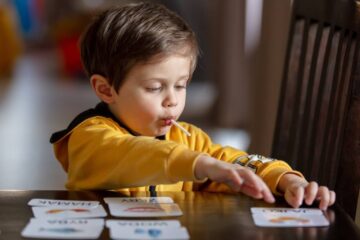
left=53, top=117, right=204, bottom=190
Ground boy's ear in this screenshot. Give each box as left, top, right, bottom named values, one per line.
left=90, top=74, right=115, bottom=104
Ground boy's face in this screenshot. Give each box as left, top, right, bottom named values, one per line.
left=108, top=54, right=191, bottom=136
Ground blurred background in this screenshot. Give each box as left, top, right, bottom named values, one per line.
left=0, top=0, right=292, bottom=189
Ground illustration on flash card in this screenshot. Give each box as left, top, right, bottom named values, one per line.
left=251, top=207, right=330, bottom=227
left=104, top=197, right=182, bottom=217
left=31, top=205, right=107, bottom=219
left=106, top=202, right=183, bottom=217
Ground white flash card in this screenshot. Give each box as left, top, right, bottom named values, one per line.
left=21, top=218, right=104, bottom=239
left=106, top=220, right=181, bottom=228
left=31, top=205, right=107, bottom=219
left=28, top=199, right=99, bottom=208
left=106, top=202, right=182, bottom=217
left=30, top=218, right=105, bottom=226
left=251, top=207, right=329, bottom=227
left=108, top=226, right=189, bottom=240
left=104, top=197, right=174, bottom=204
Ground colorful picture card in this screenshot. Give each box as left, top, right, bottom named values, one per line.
left=28, top=199, right=99, bottom=208
left=106, top=220, right=189, bottom=239
left=104, top=197, right=182, bottom=217
left=21, top=218, right=104, bottom=239
left=251, top=207, right=330, bottom=227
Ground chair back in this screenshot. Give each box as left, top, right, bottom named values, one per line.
left=272, top=0, right=360, bottom=218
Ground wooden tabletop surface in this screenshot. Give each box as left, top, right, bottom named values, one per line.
left=0, top=190, right=359, bottom=240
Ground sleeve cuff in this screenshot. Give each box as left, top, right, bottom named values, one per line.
left=166, top=145, right=206, bottom=182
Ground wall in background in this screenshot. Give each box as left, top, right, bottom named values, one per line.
left=0, top=0, right=293, bottom=189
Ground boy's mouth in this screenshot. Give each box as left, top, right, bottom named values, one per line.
left=163, top=118, right=175, bottom=126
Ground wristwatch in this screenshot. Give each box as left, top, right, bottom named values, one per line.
left=233, top=154, right=276, bottom=173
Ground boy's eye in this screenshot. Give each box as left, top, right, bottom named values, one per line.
left=146, top=87, right=162, bottom=92
left=175, top=85, right=187, bottom=90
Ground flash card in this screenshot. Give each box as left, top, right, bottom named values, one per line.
left=21, top=218, right=104, bottom=239
left=106, top=202, right=183, bottom=217
left=28, top=199, right=99, bottom=208
left=106, top=220, right=188, bottom=239
left=31, top=205, right=107, bottom=219
left=108, top=226, right=189, bottom=240
left=251, top=207, right=330, bottom=227
left=30, top=218, right=105, bottom=225
left=104, top=197, right=174, bottom=204
left=106, top=220, right=182, bottom=228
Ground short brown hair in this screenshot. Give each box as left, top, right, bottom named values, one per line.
left=80, top=2, right=199, bottom=92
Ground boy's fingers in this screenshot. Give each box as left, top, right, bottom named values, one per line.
left=262, top=188, right=275, bottom=203
left=284, top=190, right=297, bottom=208
left=329, top=191, right=336, bottom=206
left=240, top=184, right=275, bottom=203
left=304, top=181, right=318, bottom=205
left=236, top=168, right=275, bottom=203
left=236, top=168, right=264, bottom=193
left=287, top=185, right=304, bottom=208
left=239, top=184, right=263, bottom=199
left=227, top=170, right=244, bottom=192
left=252, top=178, right=275, bottom=203
left=317, top=186, right=330, bottom=210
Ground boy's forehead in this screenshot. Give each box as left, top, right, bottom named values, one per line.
left=142, top=50, right=193, bottom=64
left=126, top=54, right=192, bottom=80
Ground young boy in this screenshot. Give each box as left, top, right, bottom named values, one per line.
left=50, top=2, right=335, bottom=210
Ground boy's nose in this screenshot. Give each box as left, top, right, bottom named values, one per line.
left=163, top=90, right=178, bottom=107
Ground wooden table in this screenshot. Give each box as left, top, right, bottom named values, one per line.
left=0, top=190, right=359, bottom=239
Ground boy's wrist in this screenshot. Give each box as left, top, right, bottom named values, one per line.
left=194, top=155, right=215, bottom=180
left=277, top=173, right=308, bottom=193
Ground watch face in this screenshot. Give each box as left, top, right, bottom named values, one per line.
left=248, top=154, right=275, bottom=163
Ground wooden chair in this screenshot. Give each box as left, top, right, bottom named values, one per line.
left=272, top=0, right=360, bottom=218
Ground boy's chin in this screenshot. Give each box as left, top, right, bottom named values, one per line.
left=139, top=127, right=169, bottom=137
left=154, top=126, right=171, bottom=136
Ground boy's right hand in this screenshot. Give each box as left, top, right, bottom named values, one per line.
left=195, top=155, right=275, bottom=203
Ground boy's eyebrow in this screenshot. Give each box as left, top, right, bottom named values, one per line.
left=141, top=75, right=190, bottom=82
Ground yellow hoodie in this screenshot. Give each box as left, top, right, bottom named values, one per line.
left=50, top=102, right=303, bottom=194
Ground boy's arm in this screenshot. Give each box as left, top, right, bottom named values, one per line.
left=194, top=154, right=275, bottom=203
left=194, top=154, right=336, bottom=209
left=55, top=118, right=205, bottom=190
left=184, top=124, right=303, bottom=194
left=175, top=123, right=335, bottom=209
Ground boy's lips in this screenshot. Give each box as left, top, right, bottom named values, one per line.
left=163, top=117, right=175, bottom=126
